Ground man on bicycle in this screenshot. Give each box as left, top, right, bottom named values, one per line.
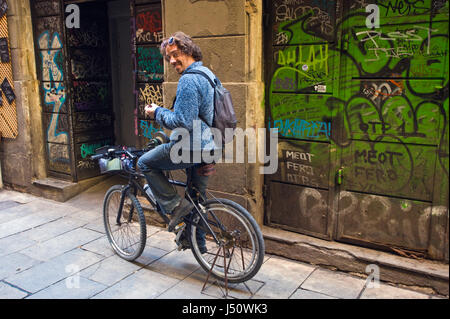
left=138, top=32, right=218, bottom=251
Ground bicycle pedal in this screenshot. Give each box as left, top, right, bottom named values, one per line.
left=176, top=242, right=190, bottom=251
left=173, top=222, right=186, bottom=233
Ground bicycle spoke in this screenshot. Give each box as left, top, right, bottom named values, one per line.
left=189, top=199, right=264, bottom=283
left=104, top=186, right=146, bottom=261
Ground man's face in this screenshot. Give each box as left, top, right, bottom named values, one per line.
left=165, top=44, right=193, bottom=74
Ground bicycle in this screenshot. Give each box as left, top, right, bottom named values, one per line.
left=91, top=132, right=265, bottom=284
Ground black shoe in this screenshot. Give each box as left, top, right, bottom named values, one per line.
left=199, top=245, right=208, bottom=254
left=168, top=198, right=193, bottom=232
left=177, top=242, right=207, bottom=254
left=176, top=231, right=207, bottom=254
left=176, top=235, right=191, bottom=251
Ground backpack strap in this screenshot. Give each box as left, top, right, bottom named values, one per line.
left=184, top=69, right=217, bottom=88
left=170, top=69, right=213, bottom=109
left=183, top=69, right=216, bottom=126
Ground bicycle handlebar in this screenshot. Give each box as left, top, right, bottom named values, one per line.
left=89, top=137, right=163, bottom=161
left=90, top=153, right=105, bottom=160
left=90, top=131, right=169, bottom=163
left=90, top=148, right=144, bottom=161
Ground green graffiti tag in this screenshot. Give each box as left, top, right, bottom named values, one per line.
left=266, top=0, right=449, bottom=256
left=81, top=140, right=112, bottom=159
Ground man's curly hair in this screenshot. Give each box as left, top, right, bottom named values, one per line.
left=160, top=31, right=203, bottom=62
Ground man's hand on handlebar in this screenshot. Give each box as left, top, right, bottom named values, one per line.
left=144, top=103, right=160, bottom=119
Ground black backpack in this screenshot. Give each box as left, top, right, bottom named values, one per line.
left=184, top=69, right=237, bottom=146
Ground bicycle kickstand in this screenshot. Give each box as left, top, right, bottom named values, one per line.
left=201, top=244, right=230, bottom=298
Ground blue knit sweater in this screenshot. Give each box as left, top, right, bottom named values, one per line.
left=155, top=61, right=217, bottom=151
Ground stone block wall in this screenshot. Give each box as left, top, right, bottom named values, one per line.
left=162, top=0, right=265, bottom=224
left=0, top=0, right=46, bottom=190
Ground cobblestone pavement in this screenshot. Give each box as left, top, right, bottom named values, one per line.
left=0, top=180, right=447, bottom=301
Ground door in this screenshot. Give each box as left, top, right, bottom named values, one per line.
left=263, top=0, right=449, bottom=259
left=335, top=1, right=449, bottom=256
left=131, top=0, right=164, bottom=148
left=67, top=1, right=114, bottom=180
left=31, top=0, right=115, bottom=181
left=109, top=0, right=135, bottom=147
left=264, top=0, right=339, bottom=239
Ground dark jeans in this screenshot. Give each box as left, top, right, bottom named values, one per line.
left=137, top=142, right=209, bottom=213
left=137, top=142, right=208, bottom=246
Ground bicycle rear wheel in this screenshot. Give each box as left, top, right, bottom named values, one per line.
left=188, top=198, right=265, bottom=283
left=103, top=185, right=146, bottom=261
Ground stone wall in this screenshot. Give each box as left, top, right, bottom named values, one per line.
left=162, top=0, right=265, bottom=224
left=0, top=0, right=46, bottom=190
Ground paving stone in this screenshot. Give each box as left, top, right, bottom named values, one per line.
left=431, top=295, right=448, bottom=299
left=64, top=188, right=105, bottom=212
left=0, top=232, right=37, bottom=257
left=227, top=279, right=266, bottom=299
left=0, top=199, right=72, bottom=226
left=1, top=189, right=446, bottom=300
left=0, top=200, right=21, bottom=211
left=0, top=206, right=33, bottom=224
left=300, top=268, right=366, bottom=299
left=0, top=190, right=37, bottom=204
left=202, top=277, right=265, bottom=299
left=79, top=255, right=141, bottom=286
left=23, top=199, right=80, bottom=218
left=0, top=201, right=43, bottom=217
left=0, top=213, right=58, bottom=239
left=5, top=248, right=102, bottom=293
left=82, top=217, right=105, bottom=233
left=290, top=288, right=338, bottom=299
left=146, top=229, right=178, bottom=252
left=145, top=249, right=200, bottom=280
left=91, top=267, right=180, bottom=299
left=146, top=225, right=163, bottom=237
left=81, top=217, right=161, bottom=239
left=80, top=236, right=115, bottom=258
left=68, top=209, right=103, bottom=222
left=22, top=217, right=87, bottom=242
left=360, top=283, right=431, bottom=299
left=20, top=228, right=104, bottom=261
left=0, top=253, right=41, bottom=280
left=26, top=277, right=107, bottom=299
left=134, top=245, right=169, bottom=266
left=157, top=269, right=216, bottom=299
left=0, top=281, right=28, bottom=299
left=251, top=256, right=317, bottom=299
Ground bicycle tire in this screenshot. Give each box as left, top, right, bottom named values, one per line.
left=188, top=198, right=265, bottom=283
left=103, top=185, right=147, bottom=261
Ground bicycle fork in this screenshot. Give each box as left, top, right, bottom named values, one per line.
left=189, top=201, right=221, bottom=245
left=116, top=185, right=133, bottom=225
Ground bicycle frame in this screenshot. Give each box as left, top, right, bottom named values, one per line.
left=115, top=169, right=221, bottom=245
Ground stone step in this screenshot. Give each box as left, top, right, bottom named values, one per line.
left=32, top=175, right=108, bottom=202
left=262, top=225, right=449, bottom=296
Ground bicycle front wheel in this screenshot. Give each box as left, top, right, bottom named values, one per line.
left=188, top=198, right=265, bottom=284
left=103, top=185, right=146, bottom=261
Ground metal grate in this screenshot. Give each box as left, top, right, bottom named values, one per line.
left=0, top=13, right=18, bottom=139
